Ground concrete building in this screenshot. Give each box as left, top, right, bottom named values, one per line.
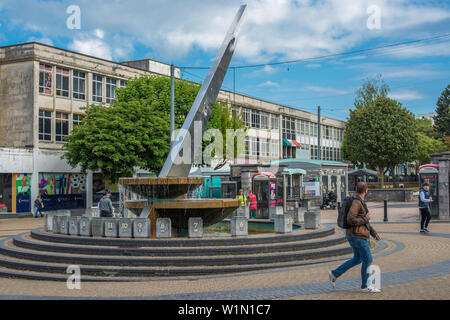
left=0, top=42, right=346, bottom=214
left=415, top=113, right=437, bottom=125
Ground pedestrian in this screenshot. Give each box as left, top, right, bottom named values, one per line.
left=34, top=194, right=44, bottom=218
left=418, top=182, right=433, bottom=233
left=248, top=189, right=257, bottom=219
left=328, top=182, right=382, bottom=292
left=99, top=190, right=114, bottom=218
left=236, top=189, right=247, bottom=207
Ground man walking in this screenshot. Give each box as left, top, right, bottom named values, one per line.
left=419, top=182, right=433, bottom=233
left=328, top=182, right=382, bottom=292
left=99, top=191, right=114, bottom=218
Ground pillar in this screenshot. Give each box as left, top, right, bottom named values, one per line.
left=438, top=158, right=449, bottom=220
left=30, top=148, right=39, bottom=213
left=86, top=170, right=93, bottom=209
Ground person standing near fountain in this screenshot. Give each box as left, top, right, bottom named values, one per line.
left=236, top=189, right=247, bottom=207
left=248, top=189, right=257, bottom=219
left=99, top=191, right=114, bottom=218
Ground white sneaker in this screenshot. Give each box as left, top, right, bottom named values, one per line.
left=328, top=270, right=336, bottom=289
left=361, top=286, right=381, bottom=293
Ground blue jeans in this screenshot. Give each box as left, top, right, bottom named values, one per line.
left=331, top=236, right=373, bottom=289
left=35, top=207, right=44, bottom=217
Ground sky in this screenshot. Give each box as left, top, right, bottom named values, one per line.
left=0, top=0, right=449, bottom=121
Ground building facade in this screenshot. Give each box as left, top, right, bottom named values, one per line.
left=0, top=42, right=345, bottom=214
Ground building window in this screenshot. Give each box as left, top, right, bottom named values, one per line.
left=39, top=110, right=52, bottom=142
left=106, top=78, right=117, bottom=104
left=119, top=80, right=127, bottom=89
left=251, top=110, right=260, bottom=128
left=261, top=139, right=269, bottom=157
left=56, top=67, right=70, bottom=97
left=251, top=137, right=260, bottom=156
left=55, top=112, right=69, bottom=142
left=271, top=114, right=279, bottom=130
left=261, top=112, right=269, bottom=129
left=73, top=71, right=86, bottom=100
left=271, top=140, right=279, bottom=158
left=242, top=108, right=251, bottom=127
left=245, top=137, right=250, bottom=156
left=39, top=64, right=52, bottom=95
left=282, top=117, right=296, bottom=140
left=73, top=114, right=85, bottom=127
left=92, top=75, right=103, bottom=102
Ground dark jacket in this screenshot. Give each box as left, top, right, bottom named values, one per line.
left=346, top=196, right=378, bottom=239
left=99, top=196, right=114, bottom=214
left=418, top=188, right=431, bottom=209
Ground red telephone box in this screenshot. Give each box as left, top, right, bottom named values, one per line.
left=252, top=172, right=277, bottom=219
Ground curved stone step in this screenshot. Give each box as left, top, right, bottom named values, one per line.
left=29, top=224, right=335, bottom=248
left=0, top=248, right=354, bottom=280
left=0, top=236, right=352, bottom=267
left=14, top=232, right=347, bottom=257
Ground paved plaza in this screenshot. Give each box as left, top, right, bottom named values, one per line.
left=0, top=202, right=449, bottom=300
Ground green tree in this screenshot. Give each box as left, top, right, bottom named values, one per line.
left=204, top=102, right=247, bottom=169
left=434, top=84, right=450, bottom=137
left=64, top=101, right=170, bottom=183
left=342, top=97, right=418, bottom=188
left=415, top=132, right=446, bottom=165
left=64, top=75, right=246, bottom=183
left=354, top=74, right=390, bottom=109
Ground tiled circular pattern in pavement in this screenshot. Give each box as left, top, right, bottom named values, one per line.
left=0, top=217, right=448, bottom=299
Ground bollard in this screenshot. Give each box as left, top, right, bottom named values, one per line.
left=383, top=200, right=388, bottom=222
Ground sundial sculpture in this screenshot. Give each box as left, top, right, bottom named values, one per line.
left=119, top=5, right=247, bottom=231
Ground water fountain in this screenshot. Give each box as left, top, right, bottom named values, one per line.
left=119, top=5, right=247, bottom=234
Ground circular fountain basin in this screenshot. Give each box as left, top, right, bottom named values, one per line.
left=125, top=199, right=240, bottom=229
left=119, top=177, right=204, bottom=199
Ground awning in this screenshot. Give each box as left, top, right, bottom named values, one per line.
left=348, top=169, right=379, bottom=177
left=282, top=139, right=292, bottom=147
left=282, top=168, right=307, bottom=175
left=290, top=140, right=301, bottom=148
left=282, top=139, right=301, bottom=148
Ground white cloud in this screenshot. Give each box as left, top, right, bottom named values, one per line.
left=94, top=29, right=105, bottom=40
left=390, top=90, right=425, bottom=101
left=2, top=0, right=450, bottom=63
left=68, top=30, right=113, bottom=60
left=258, top=80, right=279, bottom=87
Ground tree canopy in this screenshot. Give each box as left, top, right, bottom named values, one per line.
left=434, top=84, right=450, bottom=137
left=354, top=74, right=390, bottom=109
left=64, top=75, right=245, bottom=183
left=342, top=97, right=418, bottom=187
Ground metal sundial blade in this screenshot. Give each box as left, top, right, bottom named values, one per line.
left=159, top=4, right=247, bottom=178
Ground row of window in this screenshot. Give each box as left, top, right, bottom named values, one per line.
left=237, top=107, right=344, bottom=143
left=282, top=116, right=344, bottom=142
left=283, top=144, right=342, bottom=161
left=39, top=110, right=84, bottom=142
left=244, top=137, right=279, bottom=158
left=39, top=63, right=127, bottom=103
left=240, top=108, right=279, bottom=130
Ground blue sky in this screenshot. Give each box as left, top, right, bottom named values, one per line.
left=0, top=0, right=449, bottom=121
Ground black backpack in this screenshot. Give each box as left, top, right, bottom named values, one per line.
left=337, top=196, right=356, bottom=229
